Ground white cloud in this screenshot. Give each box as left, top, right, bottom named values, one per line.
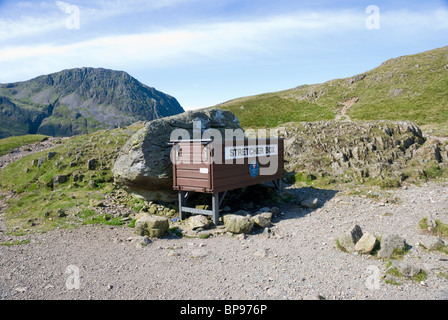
left=0, top=6, right=447, bottom=83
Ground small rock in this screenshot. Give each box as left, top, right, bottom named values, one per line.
left=15, top=287, right=27, bottom=293
left=427, top=215, right=438, bottom=229
left=338, top=224, right=363, bottom=253
left=168, top=250, right=181, bottom=257
left=191, top=248, right=209, bottom=259
left=58, top=209, right=67, bottom=218
left=87, top=158, right=97, bottom=170
left=354, top=232, right=378, bottom=254
left=418, top=235, right=445, bottom=251
left=254, top=248, right=268, bottom=258
left=252, top=212, right=272, bottom=228
left=377, top=234, right=407, bottom=259
left=188, top=215, right=210, bottom=230
left=300, top=198, right=318, bottom=209
left=384, top=274, right=401, bottom=285
left=397, top=262, right=421, bottom=277
left=47, top=152, right=57, bottom=160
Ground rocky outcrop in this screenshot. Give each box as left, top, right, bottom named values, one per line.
left=283, top=120, right=447, bottom=186
left=112, top=108, right=241, bottom=202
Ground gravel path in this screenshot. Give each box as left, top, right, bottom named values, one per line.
left=0, top=137, right=66, bottom=171
left=1, top=181, right=448, bottom=300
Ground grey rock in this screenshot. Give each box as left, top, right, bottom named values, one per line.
left=87, top=158, right=97, bottom=170
left=135, top=215, right=169, bottom=238
left=57, top=209, right=67, bottom=218
left=300, top=198, right=318, bottom=209
left=188, top=215, right=210, bottom=230
left=397, top=262, right=421, bottom=277
left=223, top=214, right=254, bottom=234
left=426, top=215, right=438, bottom=229
left=128, top=236, right=152, bottom=246
left=112, top=109, right=241, bottom=202
left=191, top=248, right=209, bottom=259
left=354, top=232, right=378, bottom=254
left=338, top=225, right=363, bottom=253
left=47, top=152, right=57, bottom=160
left=252, top=212, right=272, bottom=228
left=384, top=274, right=402, bottom=285
left=377, top=234, right=407, bottom=259
left=52, top=174, right=68, bottom=185
left=418, top=235, right=445, bottom=251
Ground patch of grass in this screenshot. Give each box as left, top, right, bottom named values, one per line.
left=219, top=94, right=335, bottom=129
left=419, top=218, right=448, bottom=240
left=389, top=245, right=412, bottom=260
left=78, top=209, right=123, bottom=226
left=0, top=135, right=48, bottom=156
left=385, top=266, right=427, bottom=284
left=335, top=239, right=348, bottom=253
left=437, top=271, right=448, bottom=280
left=128, top=219, right=137, bottom=228
left=169, top=227, right=183, bottom=238
left=0, top=239, right=30, bottom=246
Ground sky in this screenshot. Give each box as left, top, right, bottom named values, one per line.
left=0, top=0, right=447, bottom=110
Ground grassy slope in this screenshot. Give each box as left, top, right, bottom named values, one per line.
left=0, top=125, right=143, bottom=234
left=0, top=135, right=48, bottom=156
left=217, top=46, right=448, bottom=129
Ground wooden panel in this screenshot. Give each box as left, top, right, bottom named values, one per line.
left=176, top=169, right=210, bottom=179
left=177, top=177, right=210, bottom=189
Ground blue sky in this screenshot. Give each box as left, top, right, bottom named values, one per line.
left=0, top=0, right=447, bottom=110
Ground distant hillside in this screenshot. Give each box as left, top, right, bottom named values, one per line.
left=216, top=46, right=448, bottom=128
left=0, top=68, right=184, bottom=138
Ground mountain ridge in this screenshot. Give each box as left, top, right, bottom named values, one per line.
left=215, top=46, right=448, bottom=129
left=0, top=67, right=184, bottom=138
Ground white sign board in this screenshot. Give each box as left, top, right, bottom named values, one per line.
left=224, top=144, right=278, bottom=160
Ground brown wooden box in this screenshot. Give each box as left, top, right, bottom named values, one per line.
left=172, top=138, right=284, bottom=193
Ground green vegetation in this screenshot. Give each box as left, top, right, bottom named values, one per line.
left=419, top=218, right=448, bottom=240
left=0, top=135, right=48, bottom=156
left=384, top=266, right=428, bottom=284
left=217, top=46, right=448, bottom=129
left=219, top=94, right=334, bottom=128
left=0, top=239, right=30, bottom=246
left=0, top=124, right=144, bottom=234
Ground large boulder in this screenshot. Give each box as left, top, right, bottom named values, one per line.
left=112, top=109, right=241, bottom=202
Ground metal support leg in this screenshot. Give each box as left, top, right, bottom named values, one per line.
left=212, top=193, right=219, bottom=226
left=178, top=191, right=185, bottom=221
